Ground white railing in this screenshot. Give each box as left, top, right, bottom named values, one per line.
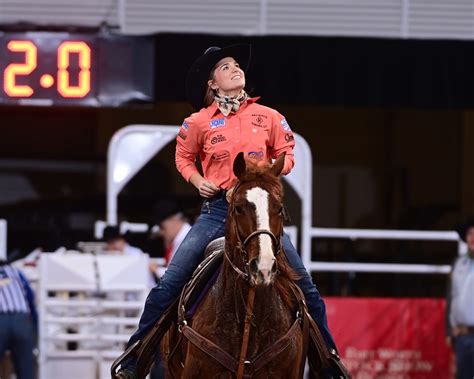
left=38, top=253, right=150, bottom=379
left=305, top=227, right=464, bottom=274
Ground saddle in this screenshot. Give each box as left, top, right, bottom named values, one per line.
left=181, top=237, right=225, bottom=319
left=111, top=237, right=351, bottom=379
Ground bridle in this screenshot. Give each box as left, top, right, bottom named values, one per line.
left=224, top=181, right=284, bottom=284
left=224, top=228, right=282, bottom=283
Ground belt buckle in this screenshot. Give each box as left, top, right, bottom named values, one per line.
left=458, top=325, right=474, bottom=335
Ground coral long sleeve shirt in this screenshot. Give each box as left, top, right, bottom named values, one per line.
left=176, top=97, right=296, bottom=190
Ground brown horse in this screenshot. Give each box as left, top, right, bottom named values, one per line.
left=161, top=152, right=307, bottom=378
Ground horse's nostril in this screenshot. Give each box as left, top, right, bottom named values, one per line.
left=249, top=258, right=259, bottom=274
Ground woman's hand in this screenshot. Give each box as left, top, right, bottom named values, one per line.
left=190, top=173, right=220, bottom=198
left=198, top=180, right=220, bottom=198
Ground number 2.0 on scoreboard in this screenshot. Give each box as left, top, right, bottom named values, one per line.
left=0, top=31, right=155, bottom=107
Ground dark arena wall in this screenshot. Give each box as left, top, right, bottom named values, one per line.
left=154, top=33, right=474, bottom=109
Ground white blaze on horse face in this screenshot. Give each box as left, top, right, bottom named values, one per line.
left=246, top=187, right=274, bottom=282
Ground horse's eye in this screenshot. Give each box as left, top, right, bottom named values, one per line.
left=278, top=206, right=284, bottom=215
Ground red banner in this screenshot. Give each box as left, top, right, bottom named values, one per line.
left=325, top=297, right=454, bottom=379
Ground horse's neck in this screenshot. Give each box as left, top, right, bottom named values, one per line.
left=218, top=247, right=289, bottom=326
left=218, top=255, right=250, bottom=316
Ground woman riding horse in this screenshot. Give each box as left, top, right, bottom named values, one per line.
left=116, top=44, right=338, bottom=378
left=162, top=152, right=306, bottom=378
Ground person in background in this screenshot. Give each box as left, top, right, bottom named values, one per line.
left=149, top=199, right=192, bottom=278
left=446, top=218, right=474, bottom=379
left=102, top=226, right=156, bottom=287
left=103, top=226, right=145, bottom=257
left=0, top=260, right=37, bottom=379
left=148, top=199, right=192, bottom=379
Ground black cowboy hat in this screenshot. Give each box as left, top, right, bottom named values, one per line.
left=457, top=217, right=474, bottom=242
left=185, top=44, right=251, bottom=111
left=151, top=199, right=182, bottom=226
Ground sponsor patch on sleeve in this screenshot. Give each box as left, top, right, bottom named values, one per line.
left=284, top=133, right=294, bottom=142
left=178, top=130, right=187, bottom=140
left=281, top=118, right=291, bottom=131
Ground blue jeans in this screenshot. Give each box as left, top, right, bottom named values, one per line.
left=0, top=313, right=36, bottom=379
left=454, top=334, right=474, bottom=379
left=125, top=193, right=336, bottom=369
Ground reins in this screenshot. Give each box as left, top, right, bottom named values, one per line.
left=236, top=286, right=256, bottom=379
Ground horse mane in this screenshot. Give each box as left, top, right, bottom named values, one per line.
left=231, top=161, right=301, bottom=310
left=273, top=250, right=301, bottom=310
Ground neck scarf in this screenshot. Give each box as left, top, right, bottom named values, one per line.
left=214, top=90, right=248, bottom=116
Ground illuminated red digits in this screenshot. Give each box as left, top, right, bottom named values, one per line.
left=57, top=41, right=91, bottom=98
left=4, top=40, right=37, bottom=97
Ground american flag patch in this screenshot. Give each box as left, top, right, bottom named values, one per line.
left=281, top=118, right=291, bottom=131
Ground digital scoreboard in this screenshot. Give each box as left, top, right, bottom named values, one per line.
left=0, top=31, right=155, bottom=107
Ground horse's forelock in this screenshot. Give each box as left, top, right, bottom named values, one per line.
left=237, top=164, right=283, bottom=200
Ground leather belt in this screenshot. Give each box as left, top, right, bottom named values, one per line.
left=457, top=325, right=474, bottom=335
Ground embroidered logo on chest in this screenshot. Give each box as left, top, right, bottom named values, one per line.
left=212, top=151, right=230, bottom=161
left=210, top=118, right=226, bottom=129
left=251, top=113, right=268, bottom=128
left=211, top=134, right=227, bottom=145
left=248, top=151, right=264, bottom=161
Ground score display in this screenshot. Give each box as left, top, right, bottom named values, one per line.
left=0, top=31, right=155, bottom=107
left=4, top=40, right=91, bottom=98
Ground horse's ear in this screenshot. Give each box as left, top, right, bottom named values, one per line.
left=233, top=152, right=247, bottom=179
left=270, top=153, right=286, bottom=177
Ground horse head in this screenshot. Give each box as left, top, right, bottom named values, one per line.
left=226, top=152, right=286, bottom=286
